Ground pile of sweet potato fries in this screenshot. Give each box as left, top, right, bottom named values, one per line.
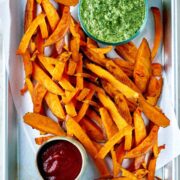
left=17, top=0, right=169, bottom=179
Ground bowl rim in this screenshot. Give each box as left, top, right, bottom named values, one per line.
left=36, top=136, right=87, bottom=180
left=78, top=0, right=149, bottom=46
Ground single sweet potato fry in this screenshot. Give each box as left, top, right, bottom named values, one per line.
left=116, top=143, right=125, bottom=164
left=148, top=157, right=157, bottom=180
left=22, top=51, right=33, bottom=77
left=90, top=46, right=113, bottom=55
left=24, top=0, right=36, bottom=32
left=115, top=42, right=138, bottom=64
left=80, top=117, right=105, bottom=142
left=65, top=102, right=77, bottom=117
left=32, top=83, right=47, bottom=113
left=45, top=92, right=65, bottom=120
left=17, top=13, right=46, bottom=54
left=55, top=0, right=79, bottom=6
left=133, top=38, right=152, bottom=93
left=139, top=95, right=170, bottom=127
left=35, top=135, right=55, bottom=145
left=44, top=6, right=70, bottom=46
left=25, top=78, right=34, bottom=97
left=59, top=78, right=75, bottom=91
left=24, top=112, right=65, bottom=135
left=76, top=88, right=90, bottom=101
left=124, top=125, right=159, bottom=159
left=32, top=63, right=64, bottom=95
left=67, top=59, right=77, bottom=75
left=96, top=125, right=133, bottom=159
left=41, top=0, right=60, bottom=31
left=111, top=148, right=120, bottom=177
left=151, top=7, right=163, bottom=60
left=86, top=63, right=139, bottom=99
left=76, top=54, right=83, bottom=89
left=152, top=63, right=162, bottom=76
left=39, top=17, right=49, bottom=39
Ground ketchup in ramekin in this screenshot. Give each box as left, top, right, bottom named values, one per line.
left=37, top=140, right=82, bottom=180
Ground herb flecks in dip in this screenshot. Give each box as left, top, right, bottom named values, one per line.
left=80, top=0, right=146, bottom=43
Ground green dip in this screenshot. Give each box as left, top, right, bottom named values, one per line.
left=79, top=0, right=146, bottom=43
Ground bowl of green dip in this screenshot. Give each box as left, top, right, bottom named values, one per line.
left=78, top=0, right=148, bottom=45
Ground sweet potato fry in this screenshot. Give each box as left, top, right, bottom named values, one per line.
left=76, top=54, right=83, bottom=89
left=148, top=158, right=157, bottom=180
left=25, top=78, right=34, bottom=96
left=87, top=37, right=98, bottom=48
left=35, top=135, right=55, bottom=145
left=32, top=63, right=64, bottom=95
left=67, top=59, right=77, bottom=75
left=133, top=38, right=152, bottom=93
left=133, top=169, right=149, bottom=179
left=98, top=92, right=128, bottom=130
left=55, top=0, right=79, bottom=6
left=24, top=0, right=36, bottom=32
left=62, top=88, right=79, bottom=104
left=39, top=17, right=49, bottom=39
left=22, top=51, right=33, bottom=77
left=24, top=112, right=65, bottom=135
left=99, top=107, right=118, bottom=139
left=76, top=88, right=90, bottom=101
left=41, top=0, right=60, bottom=31
left=55, top=38, right=65, bottom=55
left=121, top=168, right=137, bottom=180
left=96, top=125, right=133, bottom=159
left=17, top=13, right=46, bottom=54
left=152, top=63, right=162, bottom=76
left=151, top=7, right=162, bottom=60
left=111, top=148, right=120, bottom=177
left=74, top=90, right=95, bottom=122
left=59, top=78, right=75, bottom=91
left=139, top=95, right=170, bottom=127
left=35, top=32, right=44, bottom=53
left=146, top=76, right=163, bottom=106
left=66, top=118, right=109, bottom=176
left=80, top=117, right=105, bottom=142
left=44, top=6, right=70, bottom=46
left=124, top=125, right=159, bottom=159
left=116, top=143, right=125, bottom=164
left=52, top=52, right=71, bottom=81
left=105, top=61, right=140, bottom=93
left=90, top=46, right=113, bottom=55
left=45, top=92, right=65, bottom=120
left=65, top=102, right=77, bottom=117
left=115, top=42, right=138, bottom=64
left=32, top=83, right=47, bottom=113
left=86, top=63, right=139, bottom=99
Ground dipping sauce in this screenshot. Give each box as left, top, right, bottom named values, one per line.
left=79, top=0, right=146, bottom=44
left=37, top=140, right=82, bottom=180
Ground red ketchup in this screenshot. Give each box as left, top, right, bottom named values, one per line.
left=37, top=140, right=82, bottom=180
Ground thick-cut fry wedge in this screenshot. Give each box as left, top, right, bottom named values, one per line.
left=44, top=6, right=70, bottom=46
left=151, top=7, right=162, bottom=60
left=80, top=117, right=105, bottom=142
left=111, top=148, right=120, bottom=177
left=65, top=102, right=77, bottom=117
left=96, top=126, right=133, bottom=159
left=39, top=17, right=49, bottom=39
left=133, top=108, right=147, bottom=146
left=124, top=125, right=159, bottom=159
left=76, top=54, right=83, bottom=89
left=52, top=52, right=71, bottom=81
left=139, top=95, right=170, bottom=127
left=98, top=92, right=128, bottom=130
left=35, top=135, right=55, bottom=145
left=24, top=113, right=65, bottom=135
left=32, top=83, right=47, bottom=113
left=124, top=130, right=133, bottom=151
left=148, top=158, right=157, bottom=180
left=90, top=46, right=113, bottom=54
left=99, top=108, right=118, bottom=139
left=59, top=78, right=75, bottom=91
left=25, top=78, right=34, bottom=96
left=133, top=38, right=152, bottom=93
left=41, top=0, right=60, bottom=31
left=115, top=42, right=138, bottom=64
left=67, top=59, right=77, bottom=75
left=87, top=63, right=139, bottom=99
left=32, top=63, right=64, bottom=95
left=152, top=63, right=162, bottom=76
left=24, top=0, right=36, bottom=32
left=105, top=61, right=140, bottom=93
left=45, top=92, right=65, bottom=120
left=17, top=13, right=46, bottom=54
left=55, top=0, right=79, bottom=6
left=121, top=168, right=137, bottom=180
left=70, top=18, right=80, bottom=38
left=22, top=51, right=33, bottom=77
left=66, top=118, right=110, bottom=176
left=77, top=88, right=90, bottom=101
left=70, top=36, right=80, bottom=63
left=74, top=90, right=95, bottom=122
left=146, top=76, right=163, bottom=106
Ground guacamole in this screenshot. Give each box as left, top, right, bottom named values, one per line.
left=79, top=0, right=146, bottom=43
